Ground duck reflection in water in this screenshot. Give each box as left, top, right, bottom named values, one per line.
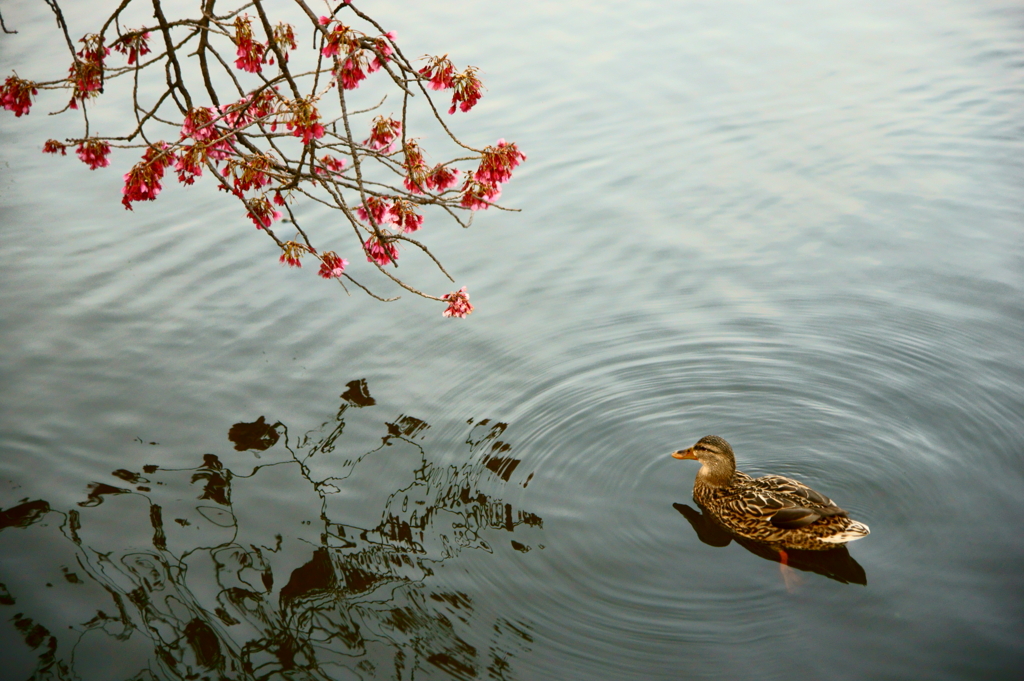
left=0, top=379, right=540, bottom=681
left=673, top=503, right=867, bottom=586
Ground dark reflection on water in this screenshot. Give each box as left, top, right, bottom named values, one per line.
left=673, top=503, right=867, bottom=586
left=0, top=380, right=539, bottom=680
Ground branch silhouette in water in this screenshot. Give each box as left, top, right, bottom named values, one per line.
left=0, top=378, right=540, bottom=680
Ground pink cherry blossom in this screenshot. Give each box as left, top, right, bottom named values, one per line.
left=76, top=139, right=111, bottom=170
left=112, top=30, right=151, bottom=65
left=245, top=195, right=283, bottom=229
left=442, top=287, right=474, bottom=318
left=122, top=142, right=172, bottom=210
left=69, top=34, right=109, bottom=109
left=459, top=176, right=501, bottom=210
left=43, top=139, right=67, bottom=155
left=391, top=199, right=424, bottom=233
left=419, top=55, right=455, bottom=90
left=449, top=67, right=483, bottom=114
left=337, top=53, right=369, bottom=90
left=279, top=241, right=306, bottom=268
left=289, top=119, right=325, bottom=144
left=315, top=154, right=346, bottom=175
left=284, top=99, right=326, bottom=145
left=318, top=251, right=348, bottom=279
left=233, top=16, right=266, bottom=73
left=356, top=196, right=394, bottom=226
left=222, top=88, right=279, bottom=130
left=402, top=140, right=429, bottom=194
left=181, top=107, right=234, bottom=161
left=363, top=235, right=399, bottom=266
left=320, top=21, right=358, bottom=58
left=365, top=116, right=401, bottom=152
left=369, top=34, right=395, bottom=72
left=1, top=76, right=37, bottom=117
left=475, top=139, right=526, bottom=185
left=181, top=107, right=217, bottom=141
left=175, top=145, right=204, bottom=185
left=425, top=164, right=461, bottom=192
left=228, top=154, right=274, bottom=192
left=272, top=22, right=297, bottom=55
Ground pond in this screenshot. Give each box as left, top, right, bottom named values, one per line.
left=2, top=1, right=1023, bottom=679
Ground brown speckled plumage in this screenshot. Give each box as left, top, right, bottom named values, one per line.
left=672, top=435, right=870, bottom=551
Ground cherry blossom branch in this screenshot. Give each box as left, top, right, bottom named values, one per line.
left=2, top=0, right=527, bottom=319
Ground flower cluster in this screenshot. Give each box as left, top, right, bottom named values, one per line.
left=460, top=139, right=525, bottom=210
left=357, top=196, right=423, bottom=234
left=234, top=16, right=267, bottom=73
left=43, top=139, right=67, bottom=155
left=391, top=199, right=425, bottom=233
left=356, top=196, right=393, bottom=226
left=76, top=139, right=111, bottom=170
left=111, top=30, right=151, bottom=65
left=449, top=67, right=484, bottom=114
left=363, top=234, right=399, bottom=266
left=321, top=19, right=363, bottom=88
left=279, top=240, right=307, bottom=268
left=69, top=34, right=109, bottom=109
left=336, top=51, right=371, bottom=90
left=318, top=251, right=348, bottom=279
left=283, top=98, right=325, bottom=144
left=460, top=178, right=502, bottom=210
left=476, top=139, right=526, bottom=185
left=222, top=88, right=280, bottom=130
left=442, top=287, right=474, bottom=318
left=1, top=75, right=37, bottom=117
left=228, top=154, right=274, bottom=192
left=270, top=22, right=297, bottom=58
left=426, top=164, right=461, bottom=192
left=319, top=18, right=393, bottom=90
left=419, top=55, right=455, bottom=90
left=418, top=56, right=484, bottom=114
left=245, top=195, right=283, bottom=229
left=401, top=141, right=464, bottom=195
left=402, top=139, right=430, bottom=194
left=122, top=142, right=172, bottom=210
left=174, top=144, right=206, bottom=185
left=370, top=34, right=395, bottom=72
left=319, top=17, right=358, bottom=58
left=181, top=106, right=234, bottom=160
left=316, top=155, right=346, bottom=175
left=365, top=116, right=401, bottom=152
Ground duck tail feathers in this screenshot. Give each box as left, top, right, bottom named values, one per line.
left=819, top=520, right=870, bottom=544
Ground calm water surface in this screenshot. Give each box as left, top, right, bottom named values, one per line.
left=2, top=1, right=1023, bottom=679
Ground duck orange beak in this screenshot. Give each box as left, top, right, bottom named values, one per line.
left=672, top=447, right=697, bottom=460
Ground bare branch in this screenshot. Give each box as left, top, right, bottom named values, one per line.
left=0, top=9, right=18, bottom=34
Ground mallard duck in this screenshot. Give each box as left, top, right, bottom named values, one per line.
left=672, top=435, right=869, bottom=551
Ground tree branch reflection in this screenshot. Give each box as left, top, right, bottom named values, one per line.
left=0, top=379, right=539, bottom=680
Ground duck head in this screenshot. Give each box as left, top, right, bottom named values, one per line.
left=672, top=435, right=736, bottom=486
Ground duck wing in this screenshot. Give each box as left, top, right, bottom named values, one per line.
left=769, top=505, right=827, bottom=529
left=714, top=475, right=849, bottom=530
left=755, top=475, right=848, bottom=514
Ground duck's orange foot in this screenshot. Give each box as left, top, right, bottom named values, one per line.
left=778, top=548, right=803, bottom=592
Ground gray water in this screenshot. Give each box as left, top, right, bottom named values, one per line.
left=2, top=0, right=1023, bottom=679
